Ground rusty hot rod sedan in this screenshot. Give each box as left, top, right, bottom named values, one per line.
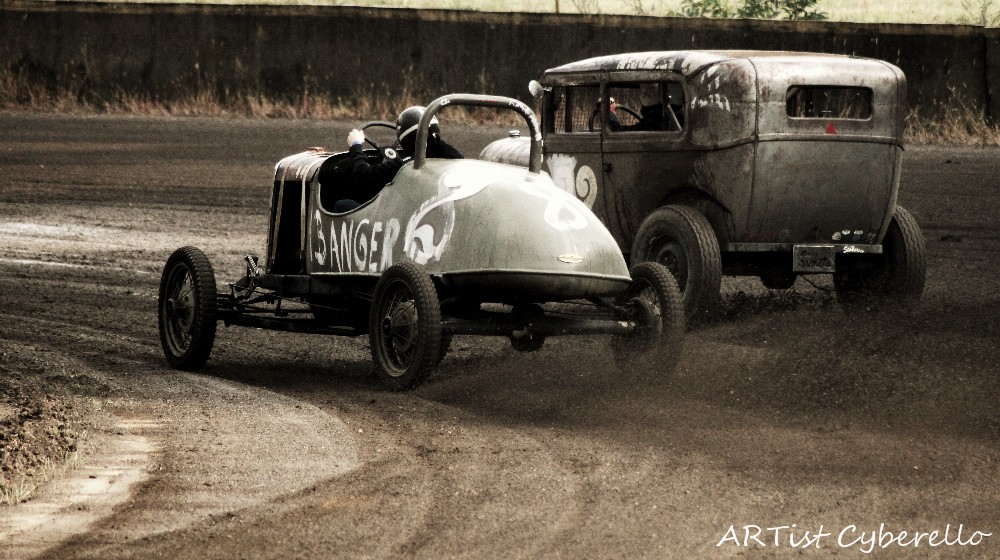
left=157, top=94, right=684, bottom=390
left=482, top=51, right=926, bottom=320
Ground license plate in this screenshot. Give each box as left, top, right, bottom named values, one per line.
left=793, top=245, right=836, bottom=272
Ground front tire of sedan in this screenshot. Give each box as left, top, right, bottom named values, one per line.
left=834, top=206, right=926, bottom=313
left=611, top=262, right=686, bottom=372
left=369, top=261, right=442, bottom=391
left=158, top=246, right=218, bottom=370
left=630, top=205, right=721, bottom=324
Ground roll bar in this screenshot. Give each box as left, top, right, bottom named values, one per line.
left=414, top=94, right=543, bottom=173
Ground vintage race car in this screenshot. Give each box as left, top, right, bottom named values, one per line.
left=158, top=94, right=684, bottom=390
left=482, top=51, right=927, bottom=320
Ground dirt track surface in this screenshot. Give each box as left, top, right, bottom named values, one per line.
left=0, top=113, right=998, bottom=559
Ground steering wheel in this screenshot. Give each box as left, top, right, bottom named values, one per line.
left=359, top=120, right=396, bottom=151
left=588, top=105, right=642, bottom=132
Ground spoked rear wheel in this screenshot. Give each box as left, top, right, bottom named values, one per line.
left=369, top=261, right=442, bottom=390
left=158, top=246, right=218, bottom=370
left=612, top=262, right=685, bottom=371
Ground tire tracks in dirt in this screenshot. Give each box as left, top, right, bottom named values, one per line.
left=0, top=310, right=361, bottom=558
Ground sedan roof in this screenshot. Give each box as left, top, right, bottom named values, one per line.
left=540, top=50, right=877, bottom=83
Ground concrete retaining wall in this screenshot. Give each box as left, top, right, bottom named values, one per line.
left=2, top=2, right=998, bottom=119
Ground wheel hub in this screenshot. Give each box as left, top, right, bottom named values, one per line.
left=653, top=241, right=687, bottom=287
left=167, top=293, right=194, bottom=332
left=626, top=297, right=658, bottom=338
left=384, top=300, right=417, bottom=354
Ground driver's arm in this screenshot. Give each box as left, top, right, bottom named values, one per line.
left=347, top=137, right=402, bottom=196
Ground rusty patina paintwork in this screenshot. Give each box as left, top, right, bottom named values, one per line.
left=483, top=50, right=923, bottom=319
left=484, top=50, right=906, bottom=254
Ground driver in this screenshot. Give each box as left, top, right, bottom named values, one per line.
left=635, top=83, right=665, bottom=131
left=335, top=106, right=463, bottom=213
left=604, top=97, right=624, bottom=131
left=394, top=105, right=464, bottom=160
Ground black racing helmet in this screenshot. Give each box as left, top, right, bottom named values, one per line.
left=395, top=106, right=440, bottom=153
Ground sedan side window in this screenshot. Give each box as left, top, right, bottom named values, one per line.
left=550, top=86, right=602, bottom=133
left=606, top=81, right=685, bottom=132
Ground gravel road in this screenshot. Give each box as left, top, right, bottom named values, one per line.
left=0, top=113, right=997, bottom=559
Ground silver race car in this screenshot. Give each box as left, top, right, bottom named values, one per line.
left=158, top=94, right=684, bottom=390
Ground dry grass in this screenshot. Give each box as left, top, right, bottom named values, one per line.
left=0, top=67, right=525, bottom=126
left=4, top=13, right=1000, bottom=146
left=0, top=67, right=395, bottom=119
left=4, top=68, right=995, bottom=145
left=0, top=477, right=35, bottom=506
left=5, top=2, right=998, bottom=139
left=905, top=90, right=1000, bottom=146
left=0, top=448, right=80, bottom=506
left=0, top=72, right=373, bottom=119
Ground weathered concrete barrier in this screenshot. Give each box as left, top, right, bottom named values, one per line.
left=1, top=2, right=997, bottom=119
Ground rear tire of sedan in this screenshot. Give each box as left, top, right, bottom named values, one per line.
left=369, top=261, right=442, bottom=391
left=834, top=206, right=926, bottom=313
left=630, top=205, right=721, bottom=324
left=158, top=246, right=218, bottom=370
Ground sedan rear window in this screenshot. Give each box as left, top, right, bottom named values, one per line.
left=786, top=86, right=873, bottom=119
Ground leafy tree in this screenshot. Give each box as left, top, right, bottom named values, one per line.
left=673, top=0, right=826, bottom=20
left=961, top=0, right=1000, bottom=26
left=780, top=0, right=828, bottom=20
left=737, top=0, right=780, bottom=19
left=675, top=0, right=733, bottom=18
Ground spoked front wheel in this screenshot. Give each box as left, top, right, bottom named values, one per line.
left=158, top=246, right=218, bottom=370
left=369, top=261, right=442, bottom=390
left=611, top=262, right=686, bottom=371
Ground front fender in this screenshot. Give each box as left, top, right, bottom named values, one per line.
left=480, top=136, right=532, bottom=168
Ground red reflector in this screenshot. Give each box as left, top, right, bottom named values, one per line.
left=826, top=122, right=838, bottom=134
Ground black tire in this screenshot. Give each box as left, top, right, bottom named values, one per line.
left=158, top=246, right=218, bottom=370
left=508, top=304, right=546, bottom=352
left=630, top=205, right=721, bottom=323
left=759, top=268, right=797, bottom=290
left=612, top=262, right=686, bottom=369
left=834, top=206, right=926, bottom=312
left=369, top=261, right=442, bottom=390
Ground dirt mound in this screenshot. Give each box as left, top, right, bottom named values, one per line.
left=0, top=345, right=82, bottom=504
